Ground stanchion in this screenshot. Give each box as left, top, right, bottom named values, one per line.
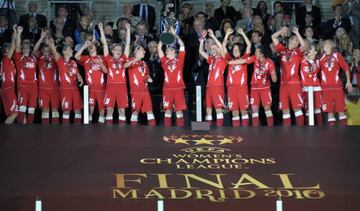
left=157, top=199, right=164, bottom=211
left=83, top=85, right=89, bottom=124
left=35, top=197, right=42, bottom=211
left=191, top=85, right=209, bottom=130
left=307, top=86, right=315, bottom=126
left=276, top=196, right=283, bottom=211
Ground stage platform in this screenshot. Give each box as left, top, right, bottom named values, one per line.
left=0, top=126, right=359, bottom=211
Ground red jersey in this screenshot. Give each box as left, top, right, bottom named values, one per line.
left=57, top=56, right=79, bottom=89
left=226, top=53, right=250, bottom=87
left=38, top=55, right=59, bottom=89
left=1, top=57, right=16, bottom=89
left=104, top=54, right=127, bottom=84
left=14, top=52, right=37, bottom=85
left=274, top=43, right=303, bottom=84
left=319, top=52, right=349, bottom=88
left=128, top=58, right=150, bottom=93
left=78, top=55, right=106, bottom=91
left=300, top=59, right=321, bottom=87
left=246, top=55, right=275, bottom=88
left=161, top=50, right=186, bottom=89
left=207, top=56, right=226, bottom=86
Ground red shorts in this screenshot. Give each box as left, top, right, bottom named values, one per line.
left=1, top=87, right=18, bottom=115
left=163, top=88, right=186, bottom=111
left=17, top=85, right=38, bottom=108
left=279, top=83, right=304, bottom=110
left=89, top=90, right=105, bottom=111
left=321, top=88, right=346, bottom=113
left=104, top=83, right=128, bottom=109
left=206, top=86, right=225, bottom=109
left=227, top=85, right=249, bottom=111
left=131, top=92, right=153, bottom=113
left=250, top=88, right=272, bottom=108
left=60, top=88, right=83, bottom=111
left=38, top=87, right=60, bottom=110
left=303, top=90, right=322, bottom=111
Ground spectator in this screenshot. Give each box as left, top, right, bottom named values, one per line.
left=50, top=5, right=76, bottom=38
left=214, top=0, right=240, bottom=30
left=204, top=3, right=217, bottom=31
left=217, top=18, right=235, bottom=39
left=299, top=12, right=320, bottom=40
left=304, top=26, right=318, bottom=45
left=342, top=0, right=360, bottom=48
left=0, top=0, right=16, bottom=28
left=52, top=17, right=67, bottom=46
left=254, top=1, right=270, bottom=25
left=296, top=0, right=321, bottom=28
left=121, top=3, right=140, bottom=32
left=22, top=16, right=40, bottom=43
left=132, top=21, right=153, bottom=48
left=351, top=48, right=360, bottom=91
left=322, top=4, right=351, bottom=39
left=132, top=0, right=156, bottom=33
left=74, top=16, right=99, bottom=45
left=237, top=7, right=253, bottom=33
left=0, top=15, right=11, bottom=47
left=19, top=1, right=47, bottom=30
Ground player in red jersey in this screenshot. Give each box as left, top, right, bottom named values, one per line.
left=33, top=29, right=60, bottom=124
left=199, top=29, right=227, bottom=127
left=158, top=28, right=186, bottom=127
left=319, top=39, right=352, bottom=125
left=300, top=44, right=323, bottom=125
left=272, top=26, right=306, bottom=126
left=48, top=38, right=84, bottom=124
left=75, top=40, right=108, bottom=124
left=14, top=26, right=38, bottom=124
left=0, top=27, right=18, bottom=123
left=124, top=45, right=156, bottom=126
left=236, top=45, right=277, bottom=126
left=99, top=22, right=130, bottom=124
left=223, top=28, right=251, bottom=127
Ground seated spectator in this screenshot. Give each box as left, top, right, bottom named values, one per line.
left=19, top=1, right=47, bottom=29
left=74, top=16, right=99, bottom=45
left=296, top=0, right=321, bottom=28
left=322, top=4, right=351, bottom=39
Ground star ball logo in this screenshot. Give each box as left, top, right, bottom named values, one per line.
left=139, top=134, right=275, bottom=170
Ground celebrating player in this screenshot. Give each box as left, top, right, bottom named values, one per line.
left=99, top=22, right=130, bottom=124
left=48, top=38, right=84, bottom=123
left=0, top=26, right=18, bottom=123
left=33, top=29, right=60, bottom=124
left=319, top=39, right=352, bottom=125
left=224, top=28, right=251, bottom=126
left=199, top=29, right=227, bottom=127
left=272, top=26, right=306, bottom=126
left=124, top=45, right=156, bottom=126
left=75, top=39, right=108, bottom=124
left=158, top=28, right=186, bottom=127
left=14, top=26, right=38, bottom=124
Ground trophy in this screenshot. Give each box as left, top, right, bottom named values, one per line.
left=160, top=16, right=179, bottom=45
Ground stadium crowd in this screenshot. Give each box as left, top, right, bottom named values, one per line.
left=0, top=0, right=359, bottom=126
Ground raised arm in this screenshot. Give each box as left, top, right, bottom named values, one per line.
left=76, top=72, right=84, bottom=87
left=237, top=28, right=251, bottom=54
left=98, top=22, right=109, bottom=57
left=124, top=59, right=138, bottom=69
left=7, top=26, right=17, bottom=59
left=228, top=59, right=247, bottom=65
left=15, top=26, right=23, bottom=52
left=124, top=23, right=131, bottom=57
left=47, top=37, right=60, bottom=61
left=222, top=28, right=234, bottom=55
left=74, top=40, right=92, bottom=61
left=199, top=35, right=209, bottom=61
left=207, top=29, right=225, bottom=58
left=158, top=40, right=165, bottom=59
left=33, top=29, right=48, bottom=57
left=271, top=27, right=285, bottom=47
left=292, top=27, right=306, bottom=52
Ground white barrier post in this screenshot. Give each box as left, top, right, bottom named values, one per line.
left=35, top=197, right=42, bottom=211
left=157, top=199, right=164, bottom=211
left=83, top=85, right=89, bottom=124
left=308, top=86, right=315, bottom=126
left=276, top=197, right=283, bottom=211
left=196, top=85, right=202, bottom=122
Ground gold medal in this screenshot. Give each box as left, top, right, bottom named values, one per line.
left=89, top=70, right=93, bottom=74
left=116, top=70, right=120, bottom=74
left=309, top=73, right=313, bottom=78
